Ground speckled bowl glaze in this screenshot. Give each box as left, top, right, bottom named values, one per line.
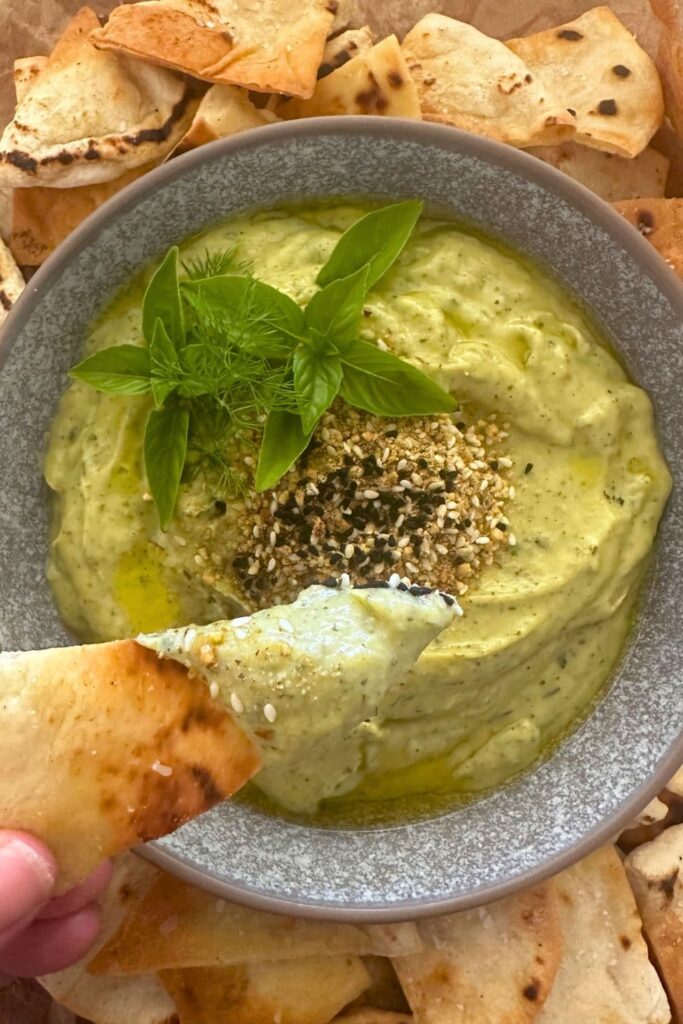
left=0, top=119, right=681, bottom=921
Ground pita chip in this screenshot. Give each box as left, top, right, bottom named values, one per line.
left=0, top=8, right=196, bottom=189
left=0, top=639, right=260, bottom=891
left=160, top=957, right=371, bottom=1024
left=91, top=0, right=335, bottom=98
left=537, top=845, right=670, bottom=1023
left=401, top=14, right=575, bottom=148
left=280, top=35, right=421, bottom=119
left=13, top=56, right=48, bottom=103
left=11, top=163, right=155, bottom=267
left=528, top=142, right=668, bottom=202
left=40, top=854, right=176, bottom=1024
left=336, top=1014, right=412, bottom=1024
left=319, top=25, right=375, bottom=77
left=91, top=869, right=422, bottom=974
left=626, top=824, right=683, bottom=1021
left=393, top=883, right=562, bottom=1023
left=0, top=235, right=24, bottom=325
left=345, top=957, right=409, bottom=1015
left=612, top=198, right=683, bottom=279
left=178, top=86, right=279, bottom=153
left=507, top=7, right=664, bottom=158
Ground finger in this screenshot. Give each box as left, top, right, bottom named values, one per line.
left=0, top=906, right=101, bottom=977
left=38, top=860, right=112, bottom=920
left=0, top=833, right=56, bottom=942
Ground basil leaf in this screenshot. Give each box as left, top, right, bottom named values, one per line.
left=69, top=345, right=152, bottom=395
left=142, top=246, right=185, bottom=349
left=304, top=265, right=369, bottom=348
left=143, top=400, right=190, bottom=530
left=183, top=275, right=305, bottom=353
left=293, top=347, right=342, bottom=434
left=255, top=410, right=312, bottom=492
left=340, top=339, right=456, bottom=417
left=149, top=318, right=179, bottom=408
left=316, top=201, right=423, bottom=290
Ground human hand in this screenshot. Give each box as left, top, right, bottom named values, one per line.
left=0, top=831, right=111, bottom=978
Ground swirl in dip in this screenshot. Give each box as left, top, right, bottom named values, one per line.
left=45, top=203, right=671, bottom=821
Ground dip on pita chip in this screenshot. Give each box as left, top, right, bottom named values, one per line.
left=177, top=86, right=279, bottom=153
left=401, top=14, right=575, bottom=148
left=11, top=163, right=155, bottom=267
left=528, top=142, right=668, bottom=201
left=91, top=0, right=335, bottom=98
left=319, top=25, right=375, bottom=77
left=393, top=883, right=562, bottom=1023
left=91, top=869, right=422, bottom=974
left=626, top=824, right=683, bottom=1021
left=507, top=6, right=665, bottom=158
left=537, top=845, right=670, bottom=1023
left=613, top=198, right=683, bottom=279
left=0, top=235, right=24, bottom=324
left=40, top=854, right=176, bottom=1024
left=280, top=34, right=421, bottom=119
left=159, top=957, right=371, bottom=1024
left=0, top=639, right=260, bottom=892
left=0, top=8, right=196, bottom=189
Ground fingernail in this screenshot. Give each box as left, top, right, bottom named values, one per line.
left=0, top=839, right=56, bottom=905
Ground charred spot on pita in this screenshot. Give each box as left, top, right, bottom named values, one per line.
left=557, top=29, right=583, bottom=40
left=598, top=98, right=618, bottom=115
left=3, top=150, right=38, bottom=173
left=522, top=980, right=540, bottom=1001
left=388, top=69, right=404, bottom=88
left=0, top=291, right=12, bottom=312
left=613, top=64, right=631, bottom=77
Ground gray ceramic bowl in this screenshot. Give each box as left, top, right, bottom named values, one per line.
left=1, top=118, right=681, bottom=921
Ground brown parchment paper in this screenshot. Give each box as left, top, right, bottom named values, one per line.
left=0, top=1, right=680, bottom=1020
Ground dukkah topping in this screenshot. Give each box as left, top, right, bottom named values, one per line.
left=224, top=405, right=514, bottom=607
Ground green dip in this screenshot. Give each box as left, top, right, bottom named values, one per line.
left=44, top=203, right=671, bottom=821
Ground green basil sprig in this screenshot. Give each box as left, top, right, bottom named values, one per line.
left=70, top=201, right=456, bottom=528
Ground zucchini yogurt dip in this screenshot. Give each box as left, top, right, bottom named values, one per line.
left=45, top=201, right=671, bottom=820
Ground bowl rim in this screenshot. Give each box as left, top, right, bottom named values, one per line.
left=1, top=116, right=681, bottom=921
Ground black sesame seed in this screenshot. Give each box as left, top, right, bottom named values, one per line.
left=388, top=537, right=398, bottom=548
left=525, top=462, right=534, bottom=474
left=355, top=580, right=390, bottom=589
left=214, top=499, right=227, bottom=514
left=409, top=585, right=433, bottom=596
left=418, top=457, right=428, bottom=469
left=385, top=429, right=398, bottom=438
left=322, top=576, right=338, bottom=588
left=440, top=592, right=455, bottom=606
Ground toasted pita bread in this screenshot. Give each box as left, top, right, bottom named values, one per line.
left=91, top=0, right=335, bottom=98
left=0, top=8, right=196, bottom=189
left=40, top=854, right=176, bottom=1024
left=392, top=884, right=562, bottom=1023
left=11, top=163, right=155, bottom=267
left=336, top=1013, right=412, bottom=1024
left=160, top=957, right=371, bottom=1024
left=90, top=869, right=422, bottom=974
left=537, top=845, right=670, bottom=1023
left=280, top=35, right=421, bottom=119
left=0, top=639, right=260, bottom=892
left=528, top=142, right=668, bottom=201
left=0, top=235, right=24, bottom=324
left=345, top=957, right=409, bottom=1015
left=612, top=198, right=683, bottom=279
left=319, top=25, right=375, bottom=77
left=401, top=14, right=575, bottom=148
left=13, top=56, right=48, bottom=103
left=177, top=86, right=279, bottom=153
left=626, top=824, right=683, bottom=1021
left=650, top=0, right=683, bottom=140
left=507, top=7, right=664, bottom=158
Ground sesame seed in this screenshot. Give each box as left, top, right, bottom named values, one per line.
left=264, top=703, right=277, bottom=723
left=230, top=692, right=244, bottom=714
left=183, top=628, right=197, bottom=652
left=151, top=760, right=172, bottom=777
left=209, top=681, right=219, bottom=699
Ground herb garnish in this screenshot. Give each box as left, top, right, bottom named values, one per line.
left=70, top=201, right=456, bottom=528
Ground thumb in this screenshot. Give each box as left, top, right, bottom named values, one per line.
left=0, top=833, right=57, bottom=944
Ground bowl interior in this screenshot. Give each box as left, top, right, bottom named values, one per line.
left=1, top=119, right=681, bottom=919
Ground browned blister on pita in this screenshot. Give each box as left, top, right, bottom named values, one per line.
left=626, top=824, right=683, bottom=1021
left=279, top=35, right=421, bottom=119
left=0, top=639, right=260, bottom=892
left=537, top=845, right=670, bottom=1023
left=177, top=86, right=279, bottom=153
left=11, top=163, right=155, bottom=267
left=39, top=854, right=176, bottom=1024
left=0, top=235, right=24, bottom=324
left=0, top=8, right=196, bottom=189
left=507, top=6, right=665, bottom=158
left=90, top=868, right=422, bottom=974
left=13, top=55, right=48, bottom=102
left=613, top=197, right=683, bottom=279
left=400, top=14, right=575, bottom=148
left=159, top=957, right=371, bottom=1024
left=528, top=142, right=668, bottom=202
left=392, top=883, right=562, bottom=1023
left=91, top=0, right=335, bottom=99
